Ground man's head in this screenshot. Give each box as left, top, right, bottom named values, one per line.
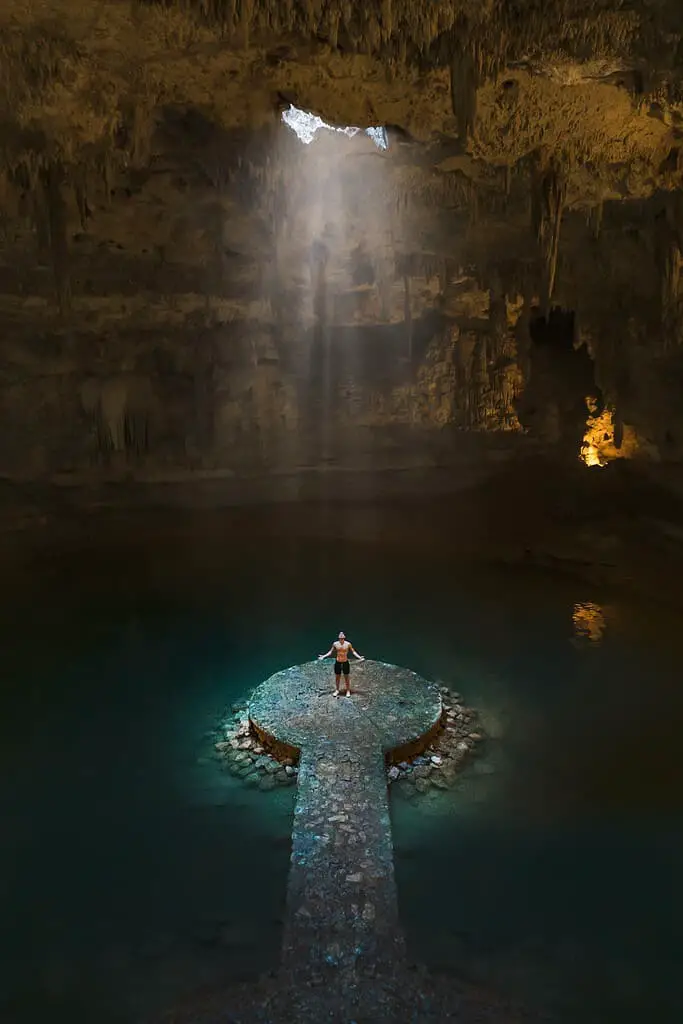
left=338, top=631, right=346, bottom=640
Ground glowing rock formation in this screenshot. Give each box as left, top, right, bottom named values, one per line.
left=579, top=399, right=640, bottom=468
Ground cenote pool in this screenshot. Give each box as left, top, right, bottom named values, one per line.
left=0, top=514, right=681, bottom=1023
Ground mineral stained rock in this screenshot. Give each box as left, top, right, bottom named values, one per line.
left=1, top=1, right=683, bottom=484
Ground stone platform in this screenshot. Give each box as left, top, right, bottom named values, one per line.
left=249, top=659, right=443, bottom=764
left=246, top=660, right=442, bottom=1013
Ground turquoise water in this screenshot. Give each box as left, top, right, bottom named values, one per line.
left=0, top=522, right=681, bottom=1022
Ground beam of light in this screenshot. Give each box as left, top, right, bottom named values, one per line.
left=282, top=104, right=388, bottom=150
left=270, top=98, right=392, bottom=482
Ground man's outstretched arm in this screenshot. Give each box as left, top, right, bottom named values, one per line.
left=350, top=646, right=365, bottom=661
left=318, top=647, right=335, bottom=660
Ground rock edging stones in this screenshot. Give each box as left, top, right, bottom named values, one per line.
left=212, top=674, right=483, bottom=796
left=214, top=710, right=297, bottom=791
left=388, top=682, right=485, bottom=796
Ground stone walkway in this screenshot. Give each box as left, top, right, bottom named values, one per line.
left=246, top=660, right=442, bottom=1016
left=156, top=663, right=539, bottom=1023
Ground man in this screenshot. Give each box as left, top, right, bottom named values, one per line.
left=318, top=631, right=365, bottom=697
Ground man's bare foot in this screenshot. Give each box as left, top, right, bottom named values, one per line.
left=333, top=690, right=341, bottom=697
left=345, top=691, right=351, bottom=698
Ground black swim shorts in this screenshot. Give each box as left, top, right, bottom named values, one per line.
left=334, top=660, right=350, bottom=675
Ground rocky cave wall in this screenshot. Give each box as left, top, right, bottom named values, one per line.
left=1, top=0, right=683, bottom=482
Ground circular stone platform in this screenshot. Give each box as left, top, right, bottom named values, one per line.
left=248, top=659, right=442, bottom=762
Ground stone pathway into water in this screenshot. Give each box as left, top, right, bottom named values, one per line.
left=249, top=660, right=442, bottom=996
left=159, top=663, right=536, bottom=1023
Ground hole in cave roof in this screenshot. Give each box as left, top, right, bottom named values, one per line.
left=282, top=104, right=388, bottom=150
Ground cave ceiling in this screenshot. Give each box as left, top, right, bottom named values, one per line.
left=1, top=1, right=683, bottom=479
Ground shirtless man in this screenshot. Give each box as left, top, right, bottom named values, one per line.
left=318, top=631, right=365, bottom=697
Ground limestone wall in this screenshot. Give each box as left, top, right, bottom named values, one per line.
left=1, top=1, right=683, bottom=484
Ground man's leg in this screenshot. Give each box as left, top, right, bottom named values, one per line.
left=334, top=664, right=342, bottom=695
left=344, top=663, right=351, bottom=696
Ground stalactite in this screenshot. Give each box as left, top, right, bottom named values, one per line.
left=5, top=157, right=73, bottom=310
left=129, top=103, right=153, bottom=166
left=403, top=274, right=412, bottom=360
left=653, top=200, right=683, bottom=346
left=342, top=0, right=353, bottom=42
left=661, top=240, right=682, bottom=342
left=469, top=180, right=480, bottom=225
left=101, top=153, right=112, bottom=204
left=450, top=38, right=478, bottom=141
left=240, top=0, right=253, bottom=49
left=279, top=0, right=291, bottom=31
left=328, top=8, right=340, bottom=48
left=128, top=0, right=646, bottom=81
left=0, top=172, right=11, bottom=242
left=367, top=14, right=382, bottom=53
left=488, top=272, right=506, bottom=339
left=124, top=412, right=150, bottom=457
left=532, top=156, right=566, bottom=307
left=588, top=201, right=603, bottom=240
left=82, top=376, right=154, bottom=460
left=31, top=188, right=50, bottom=254
left=614, top=407, right=624, bottom=450
left=381, top=0, right=393, bottom=41
left=73, top=173, right=89, bottom=231
left=41, top=163, right=71, bottom=314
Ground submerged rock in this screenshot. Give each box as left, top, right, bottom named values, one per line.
left=432, top=774, right=451, bottom=789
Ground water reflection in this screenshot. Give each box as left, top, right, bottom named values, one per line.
left=572, top=601, right=607, bottom=643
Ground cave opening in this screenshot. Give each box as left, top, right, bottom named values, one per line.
left=281, top=104, right=388, bottom=150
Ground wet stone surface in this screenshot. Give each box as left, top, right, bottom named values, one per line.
left=248, top=659, right=443, bottom=757
left=248, top=661, right=441, bottom=1005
